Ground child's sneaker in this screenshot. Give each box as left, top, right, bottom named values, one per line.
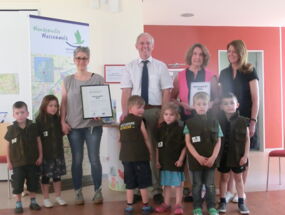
left=155, top=203, right=171, bottom=213
left=15, top=202, right=23, bottom=214
left=124, top=206, right=134, bottom=215
left=29, top=202, right=41, bottom=210
left=225, top=191, right=234, bottom=203
left=193, top=208, right=203, bottom=215
left=75, top=189, right=84, bottom=205
left=92, top=187, right=103, bottom=204
left=208, top=208, right=218, bottom=215
left=174, top=204, right=184, bottom=215
left=55, top=197, right=67, bottom=206
left=218, top=202, right=227, bottom=213
left=43, top=198, right=53, bottom=208
left=238, top=203, right=250, bottom=214
left=142, top=205, right=153, bottom=214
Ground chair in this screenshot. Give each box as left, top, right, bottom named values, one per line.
left=0, top=155, right=11, bottom=198
left=266, top=149, right=285, bottom=191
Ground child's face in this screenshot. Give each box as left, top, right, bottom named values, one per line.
left=163, top=109, right=177, bottom=124
left=13, top=107, right=29, bottom=124
left=129, top=104, right=144, bottom=117
left=46, top=100, right=58, bottom=115
left=193, top=98, right=209, bottom=115
left=221, top=97, right=239, bottom=114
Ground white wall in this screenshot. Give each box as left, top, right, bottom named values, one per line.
left=0, top=0, right=143, bottom=177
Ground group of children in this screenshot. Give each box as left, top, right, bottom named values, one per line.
left=4, top=95, right=66, bottom=213
left=119, top=92, right=250, bottom=215
left=4, top=91, right=250, bottom=215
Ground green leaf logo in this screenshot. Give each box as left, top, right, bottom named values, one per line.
left=74, top=30, right=84, bottom=44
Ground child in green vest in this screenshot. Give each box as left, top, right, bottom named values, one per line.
left=155, top=102, right=186, bottom=214
left=36, top=95, right=67, bottom=208
left=4, top=101, right=42, bottom=213
left=185, top=92, right=222, bottom=215
left=217, top=92, right=250, bottom=214
left=119, top=95, right=153, bottom=214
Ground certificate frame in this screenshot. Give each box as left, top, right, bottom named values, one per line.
left=80, top=85, right=113, bottom=119
left=104, top=64, right=126, bottom=83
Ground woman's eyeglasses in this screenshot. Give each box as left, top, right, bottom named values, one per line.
left=75, top=57, right=89, bottom=61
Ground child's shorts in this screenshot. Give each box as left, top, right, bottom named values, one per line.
left=160, top=170, right=185, bottom=186
left=12, top=165, right=39, bottom=194
left=218, top=165, right=246, bottom=174
left=122, top=161, right=152, bottom=189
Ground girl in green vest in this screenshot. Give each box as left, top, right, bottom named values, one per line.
left=36, top=95, right=67, bottom=208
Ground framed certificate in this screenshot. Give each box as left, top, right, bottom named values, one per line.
left=104, top=64, right=126, bottom=83
left=80, top=85, right=113, bottom=119
left=189, top=82, right=211, bottom=106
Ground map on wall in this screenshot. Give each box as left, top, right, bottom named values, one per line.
left=29, top=15, right=89, bottom=116
left=0, top=73, right=19, bottom=94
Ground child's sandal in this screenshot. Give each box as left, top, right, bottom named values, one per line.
left=155, top=203, right=171, bottom=213
left=174, top=204, right=183, bottom=215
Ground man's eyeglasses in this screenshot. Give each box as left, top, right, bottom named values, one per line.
left=75, top=57, right=89, bottom=61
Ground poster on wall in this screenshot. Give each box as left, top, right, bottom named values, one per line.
left=29, top=15, right=89, bottom=116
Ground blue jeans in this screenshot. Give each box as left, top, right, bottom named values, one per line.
left=192, top=168, right=216, bottom=209
left=67, top=126, right=103, bottom=191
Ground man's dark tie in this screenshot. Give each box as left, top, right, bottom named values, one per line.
left=141, top=60, right=149, bottom=104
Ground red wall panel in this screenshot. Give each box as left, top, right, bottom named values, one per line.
left=145, top=25, right=282, bottom=149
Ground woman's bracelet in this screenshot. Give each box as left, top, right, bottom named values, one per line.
left=250, top=118, right=257, bottom=122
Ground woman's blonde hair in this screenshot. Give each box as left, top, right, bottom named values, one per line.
left=185, top=43, right=210, bottom=68
left=227, top=40, right=253, bottom=73
left=160, top=102, right=180, bottom=122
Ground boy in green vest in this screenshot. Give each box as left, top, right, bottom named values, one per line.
left=217, top=93, right=250, bottom=214
left=119, top=95, right=153, bottom=214
left=4, top=101, right=43, bottom=213
left=184, top=92, right=222, bottom=215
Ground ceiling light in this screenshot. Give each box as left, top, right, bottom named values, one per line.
left=181, top=13, right=194, bottom=17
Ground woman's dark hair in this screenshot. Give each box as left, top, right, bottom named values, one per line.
left=37, top=95, right=59, bottom=122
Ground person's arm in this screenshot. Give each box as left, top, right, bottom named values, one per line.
left=171, top=75, right=192, bottom=112
left=5, top=140, right=12, bottom=170
left=240, top=127, right=250, bottom=166
left=156, top=148, right=161, bottom=168
left=210, top=76, right=220, bottom=106
left=162, top=88, right=171, bottom=106
left=60, top=83, right=71, bottom=135
left=171, top=76, right=179, bottom=101
left=249, top=79, right=259, bottom=137
left=120, top=88, right=132, bottom=122
left=141, top=120, right=153, bottom=160
left=175, top=147, right=187, bottom=167
left=185, top=133, right=207, bottom=166
left=204, top=137, right=221, bottom=168
left=35, top=136, right=43, bottom=166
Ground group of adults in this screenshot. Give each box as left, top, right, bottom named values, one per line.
left=60, top=32, right=259, bottom=204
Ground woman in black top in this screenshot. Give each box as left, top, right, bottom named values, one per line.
left=219, top=40, right=259, bottom=149
left=219, top=39, right=259, bottom=202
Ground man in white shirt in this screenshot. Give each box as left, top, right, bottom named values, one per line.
left=120, top=32, right=173, bottom=204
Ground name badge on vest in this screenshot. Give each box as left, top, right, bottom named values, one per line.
left=157, top=141, right=164, bottom=148
left=11, top=138, right=17, bottom=144
left=192, top=136, right=201, bottom=143
left=43, top=131, right=48, bottom=137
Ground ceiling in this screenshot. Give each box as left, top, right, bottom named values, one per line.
left=142, top=0, right=285, bottom=26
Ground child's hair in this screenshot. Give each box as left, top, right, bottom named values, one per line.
left=38, top=95, right=59, bottom=122
left=127, top=95, right=145, bottom=109
left=160, top=102, right=180, bottom=121
left=193, top=92, right=210, bottom=104
left=13, top=101, right=28, bottom=111
left=221, top=92, right=238, bottom=102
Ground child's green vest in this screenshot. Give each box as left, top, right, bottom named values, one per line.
left=185, top=114, right=219, bottom=170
